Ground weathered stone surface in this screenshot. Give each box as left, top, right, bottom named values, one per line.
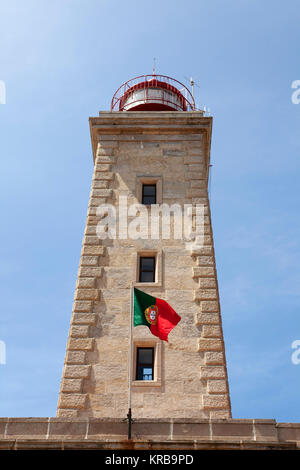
left=83, top=236, right=102, bottom=245
left=186, top=189, right=207, bottom=198
left=104, top=267, right=132, bottom=288
left=58, top=394, right=87, bottom=410
left=207, top=379, right=227, bottom=394
left=78, top=266, right=102, bottom=278
left=163, top=149, right=185, bottom=157
left=97, top=140, right=118, bottom=148
left=94, top=164, right=111, bottom=172
left=48, top=418, right=87, bottom=438
left=190, top=179, right=206, bottom=188
left=195, top=312, right=220, bottom=325
left=93, top=171, right=114, bottom=180
left=194, top=289, right=218, bottom=300
left=81, top=246, right=104, bottom=257
left=205, top=351, right=224, bottom=365
left=5, top=419, right=49, bottom=437
left=193, top=267, right=215, bottom=278
left=0, top=418, right=299, bottom=449
left=80, top=256, right=99, bottom=267
left=60, top=379, right=83, bottom=393
left=197, top=256, right=214, bottom=266
left=91, top=189, right=112, bottom=197
left=64, top=365, right=91, bottom=379
left=86, top=216, right=100, bottom=226
left=198, top=338, right=223, bottom=351
left=65, top=351, right=86, bottom=365
left=74, top=289, right=99, bottom=301
left=200, top=366, right=226, bottom=379
left=73, top=301, right=93, bottom=313
left=96, top=147, right=114, bottom=156
left=202, top=325, right=222, bottom=338
left=92, top=180, right=109, bottom=188
left=200, top=300, right=220, bottom=313
left=188, top=164, right=204, bottom=173
left=72, top=313, right=97, bottom=325
left=68, top=339, right=94, bottom=351
left=185, top=171, right=206, bottom=181
left=56, top=409, right=79, bottom=418
left=184, top=155, right=203, bottom=164
left=76, top=278, right=96, bottom=289
left=70, top=325, right=90, bottom=338
left=202, top=394, right=229, bottom=409
left=198, top=278, right=217, bottom=288
left=88, top=197, right=107, bottom=207
left=58, top=112, right=230, bottom=419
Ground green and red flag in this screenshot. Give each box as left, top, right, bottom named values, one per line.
left=133, top=287, right=181, bottom=342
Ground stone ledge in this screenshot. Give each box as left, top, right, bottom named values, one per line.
left=0, top=438, right=297, bottom=451
left=0, top=418, right=299, bottom=449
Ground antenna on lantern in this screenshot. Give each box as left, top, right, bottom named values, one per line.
left=184, top=75, right=199, bottom=104
left=153, top=57, right=156, bottom=75
left=190, top=77, right=195, bottom=100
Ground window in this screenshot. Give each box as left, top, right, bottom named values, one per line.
left=137, top=176, right=162, bottom=206
left=132, top=340, right=162, bottom=388
left=136, top=347, right=154, bottom=381
left=139, top=256, right=155, bottom=283
left=142, top=184, right=156, bottom=205
left=135, top=250, right=162, bottom=287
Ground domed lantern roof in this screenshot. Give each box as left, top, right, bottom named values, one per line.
left=111, top=74, right=195, bottom=112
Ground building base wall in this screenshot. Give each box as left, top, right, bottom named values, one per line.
left=0, top=418, right=299, bottom=450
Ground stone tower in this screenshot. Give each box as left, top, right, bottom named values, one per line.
left=57, top=74, right=231, bottom=420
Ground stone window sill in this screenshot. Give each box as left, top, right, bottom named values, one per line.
left=132, top=380, right=162, bottom=388
left=134, top=282, right=162, bottom=288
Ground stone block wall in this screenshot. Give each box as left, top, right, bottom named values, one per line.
left=0, top=418, right=299, bottom=450
left=57, top=112, right=231, bottom=420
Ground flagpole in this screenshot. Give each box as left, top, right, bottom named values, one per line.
left=127, top=283, right=133, bottom=439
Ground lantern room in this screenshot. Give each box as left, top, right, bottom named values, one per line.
left=111, top=74, right=195, bottom=112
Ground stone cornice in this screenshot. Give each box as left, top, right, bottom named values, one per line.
left=89, top=111, right=212, bottom=164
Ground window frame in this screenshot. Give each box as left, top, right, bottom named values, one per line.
left=142, top=183, right=157, bottom=205
left=131, top=339, right=162, bottom=389
left=139, top=256, right=156, bottom=283
left=135, top=347, right=155, bottom=381
left=136, top=175, right=162, bottom=206
left=134, top=250, right=162, bottom=288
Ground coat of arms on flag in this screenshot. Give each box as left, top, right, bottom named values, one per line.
left=133, top=287, right=181, bottom=342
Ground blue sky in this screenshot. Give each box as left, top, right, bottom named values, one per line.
left=0, top=0, right=300, bottom=421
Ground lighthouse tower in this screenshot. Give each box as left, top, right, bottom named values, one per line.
left=57, top=74, right=231, bottom=420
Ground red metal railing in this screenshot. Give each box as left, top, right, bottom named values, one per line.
left=111, top=74, right=195, bottom=112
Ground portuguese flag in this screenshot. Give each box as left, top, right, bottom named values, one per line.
left=133, top=287, right=181, bottom=342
